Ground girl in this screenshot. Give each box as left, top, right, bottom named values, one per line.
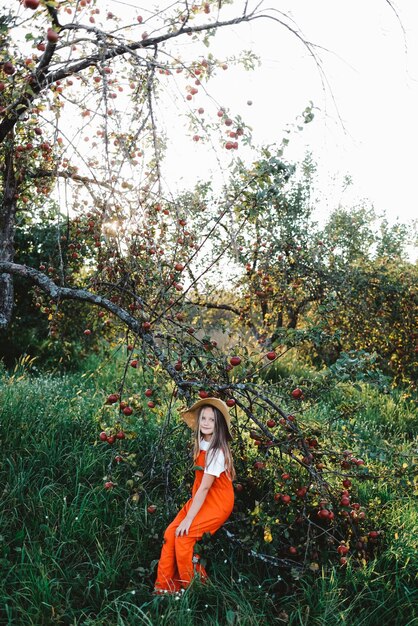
left=153, top=397, right=235, bottom=594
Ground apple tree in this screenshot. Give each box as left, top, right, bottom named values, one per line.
left=0, top=0, right=409, bottom=574
left=180, top=150, right=417, bottom=388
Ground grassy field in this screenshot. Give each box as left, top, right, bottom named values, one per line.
left=0, top=356, right=417, bottom=625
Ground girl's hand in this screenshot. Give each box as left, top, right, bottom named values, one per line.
left=175, top=517, right=193, bottom=537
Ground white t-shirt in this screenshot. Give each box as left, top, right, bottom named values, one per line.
left=200, top=439, right=226, bottom=477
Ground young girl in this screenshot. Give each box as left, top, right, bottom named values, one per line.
left=153, top=397, right=235, bottom=594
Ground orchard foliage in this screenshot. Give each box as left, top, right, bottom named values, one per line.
left=183, top=152, right=418, bottom=388
left=0, top=217, right=106, bottom=366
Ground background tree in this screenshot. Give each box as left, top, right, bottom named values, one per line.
left=182, top=149, right=417, bottom=386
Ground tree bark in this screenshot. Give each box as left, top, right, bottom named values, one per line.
left=0, top=143, right=17, bottom=329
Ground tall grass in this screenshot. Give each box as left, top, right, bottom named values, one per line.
left=0, top=358, right=417, bottom=625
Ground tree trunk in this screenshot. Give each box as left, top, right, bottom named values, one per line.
left=287, top=308, right=298, bottom=329
left=0, top=144, right=17, bottom=329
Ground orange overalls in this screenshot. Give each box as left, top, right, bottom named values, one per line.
left=154, top=443, right=234, bottom=592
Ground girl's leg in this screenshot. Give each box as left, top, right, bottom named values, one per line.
left=174, top=534, right=208, bottom=589
left=154, top=514, right=186, bottom=593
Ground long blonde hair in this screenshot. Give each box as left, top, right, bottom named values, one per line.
left=192, top=405, right=236, bottom=480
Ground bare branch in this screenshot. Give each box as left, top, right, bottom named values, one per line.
left=188, top=300, right=242, bottom=316
left=28, top=168, right=116, bottom=192
left=0, top=10, right=263, bottom=144
left=222, top=526, right=303, bottom=570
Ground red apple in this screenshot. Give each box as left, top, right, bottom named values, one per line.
left=145, top=388, right=153, bottom=397
left=99, top=431, right=107, bottom=441
left=230, top=356, right=241, bottom=366
left=142, top=321, right=151, bottom=331
left=104, top=481, right=114, bottom=490
left=130, top=359, right=138, bottom=368
left=47, top=28, right=59, bottom=43
left=266, top=419, right=275, bottom=428
left=3, top=62, right=15, bottom=75
left=147, top=504, right=157, bottom=514
left=23, top=0, right=40, bottom=9
left=123, top=406, right=133, bottom=416
left=266, top=351, right=276, bottom=361
left=107, top=435, right=116, bottom=445
left=198, top=390, right=209, bottom=399
left=226, top=398, right=236, bottom=407
left=291, top=388, right=303, bottom=399
left=106, top=393, right=119, bottom=404
left=116, top=430, right=125, bottom=440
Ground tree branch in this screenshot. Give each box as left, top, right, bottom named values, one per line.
left=0, top=10, right=262, bottom=144
left=28, top=168, right=117, bottom=192
left=0, top=261, right=187, bottom=392
left=222, top=526, right=303, bottom=570
left=188, top=300, right=242, bottom=316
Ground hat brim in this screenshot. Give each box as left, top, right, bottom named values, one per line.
left=180, top=397, right=233, bottom=437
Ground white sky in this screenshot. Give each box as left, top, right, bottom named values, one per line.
left=138, top=0, right=418, bottom=235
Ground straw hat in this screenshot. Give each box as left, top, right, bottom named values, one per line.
left=180, top=397, right=233, bottom=437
